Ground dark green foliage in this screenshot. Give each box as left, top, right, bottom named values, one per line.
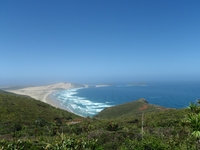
left=188, top=102, right=200, bottom=114
left=13, top=123, right=22, bottom=132
left=45, top=134, right=99, bottom=150
left=185, top=101, right=200, bottom=140
left=121, top=135, right=169, bottom=150
left=0, top=91, right=200, bottom=149
left=106, top=122, right=119, bottom=131
left=35, top=118, right=50, bottom=127
left=0, top=91, right=82, bottom=135
left=0, top=140, right=42, bottom=150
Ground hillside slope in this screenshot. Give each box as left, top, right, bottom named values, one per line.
left=95, top=98, right=168, bottom=119
left=0, top=90, right=197, bottom=149
left=0, top=90, right=82, bottom=135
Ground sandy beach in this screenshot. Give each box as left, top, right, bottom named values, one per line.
left=6, top=82, right=74, bottom=110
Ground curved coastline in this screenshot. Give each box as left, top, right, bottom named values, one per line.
left=50, top=87, right=88, bottom=117
left=4, top=83, right=114, bottom=117
left=45, top=91, right=73, bottom=112
left=54, top=87, right=115, bottom=117
left=5, top=82, right=79, bottom=114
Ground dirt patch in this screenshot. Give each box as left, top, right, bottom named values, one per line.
left=0, top=134, right=12, bottom=140
left=67, top=121, right=81, bottom=125
left=139, top=105, right=148, bottom=111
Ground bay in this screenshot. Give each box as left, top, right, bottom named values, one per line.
left=53, top=82, right=200, bottom=117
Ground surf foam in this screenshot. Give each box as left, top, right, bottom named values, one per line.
left=53, top=88, right=113, bottom=117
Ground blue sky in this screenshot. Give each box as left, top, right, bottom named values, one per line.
left=1, top=0, right=200, bottom=86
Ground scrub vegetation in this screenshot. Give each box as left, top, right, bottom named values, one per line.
left=0, top=90, right=199, bottom=149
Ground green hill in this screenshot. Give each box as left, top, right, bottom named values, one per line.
left=0, top=90, right=82, bottom=136
left=95, top=98, right=167, bottom=119
left=0, top=90, right=198, bottom=149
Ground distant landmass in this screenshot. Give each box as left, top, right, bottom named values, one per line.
left=127, top=82, right=147, bottom=86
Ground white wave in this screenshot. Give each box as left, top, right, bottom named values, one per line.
left=96, top=109, right=104, bottom=112
left=53, top=88, right=113, bottom=117
left=86, top=106, right=101, bottom=109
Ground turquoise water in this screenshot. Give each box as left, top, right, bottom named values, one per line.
left=53, top=82, right=200, bottom=117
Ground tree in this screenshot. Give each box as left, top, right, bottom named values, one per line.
left=188, top=102, right=200, bottom=114
left=186, top=101, right=200, bottom=139
left=196, top=99, right=200, bottom=105
left=187, top=113, right=200, bottom=139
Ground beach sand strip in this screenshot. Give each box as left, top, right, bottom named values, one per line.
left=5, top=82, right=73, bottom=111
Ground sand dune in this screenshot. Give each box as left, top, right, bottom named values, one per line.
left=6, top=82, right=73, bottom=109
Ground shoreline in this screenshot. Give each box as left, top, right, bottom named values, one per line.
left=48, top=89, right=88, bottom=117
left=5, top=82, right=76, bottom=113
left=46, top=91, right=74, bottom=113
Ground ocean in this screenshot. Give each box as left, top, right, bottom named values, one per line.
left=52, top=82, right=200, bottom=117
